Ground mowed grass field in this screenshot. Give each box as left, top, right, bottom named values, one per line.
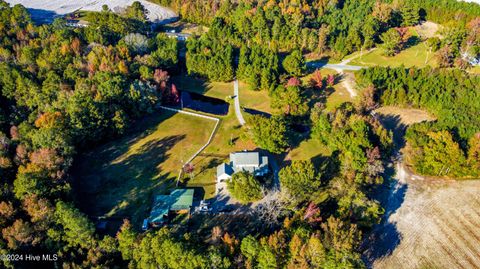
left=237, top=81, right=273, bottom=114
left=168, top=76, right=264, bottom=198
left=349, top=42, right=436, bottom=68
left=185, top=107, right=257, bottom=198
left=74, top=111, right=216, bottom=224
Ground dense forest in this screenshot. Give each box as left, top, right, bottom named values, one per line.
left=180, top=0, right=478, bottom=92
left=0, top=1, right=395, bottom=267
left=357, top=67, right=480, bottom=178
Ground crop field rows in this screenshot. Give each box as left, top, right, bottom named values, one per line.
left=370, top=180, right=480, bottom=269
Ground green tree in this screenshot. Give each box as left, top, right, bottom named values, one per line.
left=279, top=160, right=321, bottom=202
left=116, top=220, right=137, bottom=260
left=401, top=4, right=420, bottom=26
left=226, top=172, right=263, bottom=204
left=380, top=28, right=402, bottom=56
left=249, top=115, right=289, bottom=154
left=54, top=201, right=95, bottom=249
left=125, top=1, right=148, bottom=22
left=271, top=85, right=309, bottom=116
left=131, top=228, right=207, bottom=269
left=282, top=49, right=305, bottom=76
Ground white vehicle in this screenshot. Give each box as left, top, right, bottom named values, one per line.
left=197, top=200, right=211, bottom=212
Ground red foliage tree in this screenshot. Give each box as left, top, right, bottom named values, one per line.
left=286, top=77, right=301, bottom=87
left=2, top=219, right=38, bottom=249
left=22, top=195, right=54, bottom=223
left=326, top=74, right=335, bottom=87
left=15, top=144, right=28, bottom=165
left=303, top=202, right=322, bottom=224
left=154, top=69, right=169, bottom=90
left=171, top=83, right=180, bottom=104
left=396, top=27, right=410, bottom=47
left=10, top=126, right=19, bottom=140
left=310, top=69, right=323, bottom=89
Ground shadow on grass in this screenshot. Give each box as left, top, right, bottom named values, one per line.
left=73, top=111, right=184, bottom=226
left=171, top=75, right=212, bottom=95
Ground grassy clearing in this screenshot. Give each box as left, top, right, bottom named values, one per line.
left=375, top=106, right=436, bottom=126
left=162, top=21, right=209, bottom=35
left=469, top=66, right=480, bottom=75
left=374, top=106, right=436, bottom=147
left=169, top=75, right=262, bottom=198
left=350, top=41, right=436, bottom=68
left=172, top=75, right=273, bottom=114
left=184, top=105, right=257, bottom=199
left=237, top=81, right=273, bottom=114
left=348, top=22, right=440, bottom=68
left=171, top=75, right=230, bottom=99
left=287, top=138, right=331, bottom=162
left=74, top=111, right=216, bottom=224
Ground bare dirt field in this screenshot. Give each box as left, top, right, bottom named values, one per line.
left=365, top=106, right=480, bottom=269
left=364, top=178, right=480, bottom=269
left=414, top=21, right=441, bottom=38
left=375, top=106, right=436, bottom=125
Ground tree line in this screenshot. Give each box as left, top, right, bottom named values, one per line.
left=357, top=66, right=480, bottom=178
left=0, top=1, right=184, bottom=267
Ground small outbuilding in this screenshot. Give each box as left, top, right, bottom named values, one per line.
left=148, top=189, right=194, bottom=227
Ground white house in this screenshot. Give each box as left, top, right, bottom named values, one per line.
left=215, top=151, right=269, bottom=193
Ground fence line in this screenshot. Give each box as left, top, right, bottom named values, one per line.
left=158, top=106, right=220, bottom=186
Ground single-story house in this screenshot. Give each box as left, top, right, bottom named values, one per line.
left=215, top=151, right=269, bottom=193
left=148, top=188, right=194, bottom=227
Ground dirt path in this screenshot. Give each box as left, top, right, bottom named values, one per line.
left=340, top=72, right=357, bottom=98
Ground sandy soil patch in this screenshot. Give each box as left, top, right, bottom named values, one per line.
left=414, top=21, right=441, bottom=38
left=6, top=0, right=177, bottom=23
left=375, top=106, right=436, bottom=126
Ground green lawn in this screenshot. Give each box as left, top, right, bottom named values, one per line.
left=288, top=138, right=331, bottom=162
left=171, top=76, right=231, bottom=100
left=74, top=111, right=216, bottom=225
left=184, top=105, right=258, bottom=199
left=169, top=75, right=267, bottom=198
left=172, top=75, right=273, bottom=114
left=237, top=81, right=273, bottom=114
left=349, top=41, right=436, bottom=68
left=469, top=66, right=480, bottom=75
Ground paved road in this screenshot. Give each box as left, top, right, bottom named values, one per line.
left=233, top=79, right=246, bottom=125
left=307, top=62, right=364, bottom=71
